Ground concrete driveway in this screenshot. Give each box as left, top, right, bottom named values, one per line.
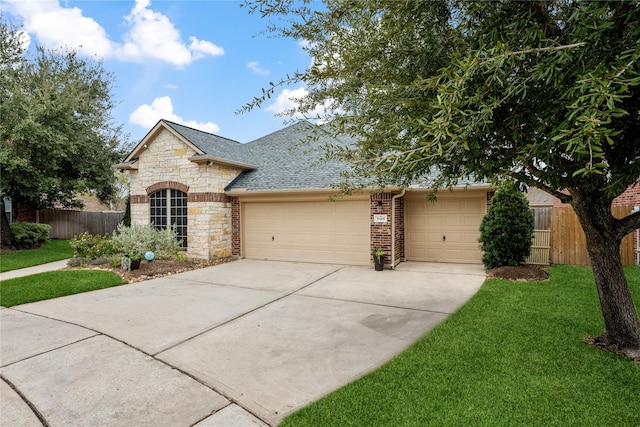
left=0, top=260, right=485, bottom=426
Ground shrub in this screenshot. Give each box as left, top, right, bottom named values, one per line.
left=10, top=222, right=51, bottom=249
left=122, top=196, right=131, bottom=227
left=67, top=257, right=88, bottom=267
left=479, top=182, right=534, bottom=269
left=111, top=223, right=180, bottom=259
left=70, top=232, right=114, bottom=259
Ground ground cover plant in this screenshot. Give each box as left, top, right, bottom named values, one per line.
left=281, top=265, right=640, bottom=427
left=0, top=270, right=126, bottom=307
left=0, top=239, right=73, bottom=272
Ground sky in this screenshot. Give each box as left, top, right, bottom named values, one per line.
left=2, top=0, right=314, bottom=145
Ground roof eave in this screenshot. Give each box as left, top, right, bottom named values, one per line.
left=189, top=155, right=256, bottom=171
left=113, top=160, right=139, bottom=170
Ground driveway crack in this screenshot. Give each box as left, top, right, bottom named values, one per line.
left=1, top=375, right=49, bottom=427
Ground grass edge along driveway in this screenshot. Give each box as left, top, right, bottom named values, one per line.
left=281, top=265, right=640, bottom=427
left=0, top=240, right=73, bottom=272
left=0, top=270, right=127, bottom=307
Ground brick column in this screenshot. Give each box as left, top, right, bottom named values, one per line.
left=231, top=198, right=241, bottom=256
left=394, top=196, right=405, bottom=261
left=371, top=193, right=393, bottom=266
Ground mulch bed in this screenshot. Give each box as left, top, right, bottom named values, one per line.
left=486, top=264, right=549, bottom=281
left=74, top=257, right=235, bottom=283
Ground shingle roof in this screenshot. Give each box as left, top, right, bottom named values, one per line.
left=228, top=121, right=355, bottom=191
left=164, top=119, right=354, bottom=191
left=162, top=120, right=254, bottom=166
left=158, top=119, right=486, bottom=192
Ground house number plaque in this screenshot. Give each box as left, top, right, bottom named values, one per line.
left=373, top=214, right=388, bottom=224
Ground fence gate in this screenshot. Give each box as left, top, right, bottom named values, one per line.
left=526, top=229, right=551, bottom=265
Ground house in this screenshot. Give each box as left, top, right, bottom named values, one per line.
left=115, top=120, right=493, bottom=266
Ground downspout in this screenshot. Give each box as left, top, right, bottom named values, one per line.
left=391, top=189, right=406, bottom=269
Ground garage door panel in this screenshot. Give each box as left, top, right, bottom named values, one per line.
left=406, top=194, right=485, bottom=264
left=243, top=201, right=370, bottom=265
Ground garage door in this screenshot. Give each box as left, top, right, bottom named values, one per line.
left=243, top=200, right=370, bottom=265
left=405, top=193, right=486, bottom=264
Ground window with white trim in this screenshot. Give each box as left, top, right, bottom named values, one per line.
left=150, top=189, right=187, bottom=247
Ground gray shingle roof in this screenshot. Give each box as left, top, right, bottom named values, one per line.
left=161, top=119, right=486, bottom=192
left=165, top=119, right=354, bottom=191
left=229, top=121, right=354, bottom=191
left=162, top=120, right=254, bottom=166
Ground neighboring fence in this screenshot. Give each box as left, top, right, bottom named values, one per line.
left=40, top=209, right=124, bottom=239
left=525, top=229, right=551, bottom=265
left=531, top=207, right=552, bottom=230
left=551, top=206, right=636, bottom=266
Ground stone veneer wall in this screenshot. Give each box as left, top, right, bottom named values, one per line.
left=126, top=128, right=243, bottom=260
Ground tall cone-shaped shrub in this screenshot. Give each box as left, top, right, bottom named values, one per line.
left=479, top=183, right=534, bottom=269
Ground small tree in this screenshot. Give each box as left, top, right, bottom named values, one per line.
left=479, top=184, right=534, bottom=269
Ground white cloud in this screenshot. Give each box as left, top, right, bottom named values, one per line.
left=189, top=36, right=224, bottom=59
left=163, top=83, right=179, bottom=89
left=5, top=0, right=224, bottom=67
left=265, top=87, right=329, bottom=118
left=266, top=87, right=308, bottom=115
left=6, top=0, right=113, bottom=57
left=247, top=61, right=269, bottom=75
left=129, top=96, right=220, bottom=134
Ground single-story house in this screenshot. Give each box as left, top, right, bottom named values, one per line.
left=115, top=120, right=493, bottom=267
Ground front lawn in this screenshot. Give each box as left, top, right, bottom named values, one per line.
left=0, top=239, right=73, bottom=272
left=281, top=265, right=640, bottom=426
left=0, top=270, right=127, bottom=307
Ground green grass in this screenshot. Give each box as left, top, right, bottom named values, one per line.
left=281, top=265, right=640, bottom=427
left=0, top=239, right=74, bottom=272
left=0, top=270, right=127, bottom=307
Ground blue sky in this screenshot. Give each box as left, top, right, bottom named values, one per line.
left=3, top=0, right=313, bottom=145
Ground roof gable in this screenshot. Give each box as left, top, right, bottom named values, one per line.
left=121, top=120, right=256, bottom=170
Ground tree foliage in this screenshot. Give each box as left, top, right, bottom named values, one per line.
left=0, top=18, right=126, bottom=214
left=479, top=184, right=534, bottom=269
left=244, top=0, right=640, bottom=356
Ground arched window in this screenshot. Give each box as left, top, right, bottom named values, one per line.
left=150, top=189, right=187, bottom=247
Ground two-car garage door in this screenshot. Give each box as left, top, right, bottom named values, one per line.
left=243, top=200, right=370, bottom=265
left=241, top=192, right=486, bottom=266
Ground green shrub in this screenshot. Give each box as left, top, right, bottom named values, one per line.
left=479, top=183, right=534, bottom=269
left=10, top=222, right=51, bottom=249
left=111, top=223, right=180, bottom=259
left=67, top=257, right=88, bottom=267
left=122, top=196, right=131, bottom=227
left=70, top=232, right=114, bottom=259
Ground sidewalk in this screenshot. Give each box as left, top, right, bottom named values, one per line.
left=0, top=260, right=70, bottom=281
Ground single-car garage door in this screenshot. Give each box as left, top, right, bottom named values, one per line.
left=405, top=192, right=486, bottom=264
left=243, top=200, right=370, bottom=265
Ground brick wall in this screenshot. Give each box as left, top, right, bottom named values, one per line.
left=394, top=196, right=405, bottom=260
left=370, top=193, right=392, bottom=265
left=370, top=192, right=407, bottom=266
left=231, top=198, right=240, bottom=256
left=612, top=185, right=640, bottom=207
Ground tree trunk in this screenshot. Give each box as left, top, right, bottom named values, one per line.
left=0, top=198, right=15, bottom=248
left=572, top=196, right=640, bottom=357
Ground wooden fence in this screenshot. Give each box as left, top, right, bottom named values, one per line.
left=40, top=209, right=124, bottom=239
left=531, top=207, right=552, bottom=230
left=525, top=229, right=551, bottom=265
left=551, top=206, right=636, bottom=266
